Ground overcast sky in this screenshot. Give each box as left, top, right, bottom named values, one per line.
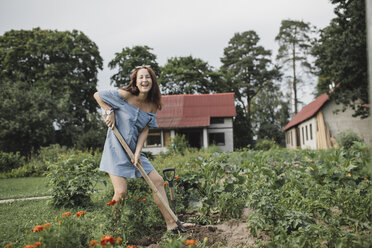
left=0, top=0, right=336, bottom=104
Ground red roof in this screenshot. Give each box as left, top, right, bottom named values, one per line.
left=283, top=93, right=329, bottom=131
left=157, top=93, right=236, bottom=128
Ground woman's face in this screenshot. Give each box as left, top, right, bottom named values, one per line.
left=136, top=68, right=153, bottom=94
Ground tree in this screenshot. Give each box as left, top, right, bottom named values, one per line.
left=251, top=84, right=290, bottom=146
left=0, top=80, right=55, bottom=155
left=275, top=19, right=315, bottom=114
left=159, top=56, right=223, bottom=95
left=220, top=31, right=280, bottom=148
left=108, top=46, right=160, bottom=87
left=221, top=31, right=281, bottom=120
left=312, top=0, right=368, bottom=118
left=0, top=28, right=103, bottom=153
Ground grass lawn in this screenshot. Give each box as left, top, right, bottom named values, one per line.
left=0, top=177, right=49, bottom=200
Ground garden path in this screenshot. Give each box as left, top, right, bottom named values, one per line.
left=0, top=195, right=51, bottom=204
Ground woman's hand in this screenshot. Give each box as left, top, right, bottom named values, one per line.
left=104, top=113, right=115, bottom=129
left=131, top=152, right=142, bottom=167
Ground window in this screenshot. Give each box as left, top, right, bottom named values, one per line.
left=310, top=124, right=313, bottom=140
left=302, top=127, right=305, bottom=144
left=210, top=117, right=224, bottom=124
left=145, top=131, right=161, bottom=147
left=290, top=131, right=293, bottom=145
left=306, top=125, right=308, bottom=141
left=209, top=133, right=225, bottom=146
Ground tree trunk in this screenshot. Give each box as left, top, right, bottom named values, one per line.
left=292, top=41, right=298, bottom=114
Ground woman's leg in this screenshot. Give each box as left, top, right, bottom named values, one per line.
left=147, top=170, right=194, bottom=231
left=147, top=170, right=177, bottom=230
left=109, top=174, right=128, bottom=203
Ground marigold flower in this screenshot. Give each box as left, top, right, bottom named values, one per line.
left=5, top=244, right=13, bottom=248
left=33, top=225, right=44, bottom=232
left=126, top=246, right=136, bottom=248
left=24, top=245, right=34, bottom=248
left=135, top=197, right=141, bottom=201
left=33, top=242, right=42, bottom=247
left=175, top=175, right=179, bottom=180
left=364, top=177, right=368, bottom=181
left=211, top=184, right=215, bottom=187
left=43, top=223, right=51, bottom=228
left=184, top=239, right=198, bottom=246
left=88, top=240, right=99, bottom=247
left=142, top=198, right=147, bottom=203
left=62, top=212, right=71, bottom=217
left=164, top=182, right=168, bottom=187
left=106, top=199, right=118, bottom=206
left=75, top=211, right=87, bottom=217
left=116, top=237, right=123, bottom=244
left=346, top=173, right=351, bottom=177
left=101, top=235, right=115, bottom=246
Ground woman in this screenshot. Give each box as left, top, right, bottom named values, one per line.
left=94, top=65, right=193, bottom=232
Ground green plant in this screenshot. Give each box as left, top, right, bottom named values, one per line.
left=0, top=151, right=24, bottom=172
left=47, top=155, right=100, bottom=207
left=336, top=130, right=364, bottom=149
left=254, top=139, right=279, bottom=151
left=168, top=134, right=189, bottom=155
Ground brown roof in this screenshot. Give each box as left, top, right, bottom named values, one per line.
left=283, top=93, right=329, bottom=131
left=157, top=93, right=236, bottom=128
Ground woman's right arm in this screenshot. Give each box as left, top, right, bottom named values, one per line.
left=93, top=92, right=115, bottom=129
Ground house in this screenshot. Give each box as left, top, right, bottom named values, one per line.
left=142, top=93, right=237, bottom=154
left=283, top=93, right=371, bottom=149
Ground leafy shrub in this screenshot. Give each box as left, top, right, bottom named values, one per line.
left=0, top=151, right=24, bottom=172
left=167, top=134, right=189, bottom=155
left=47, top=154, right=100, bottom=207
left=336, top=130, right=364, bottom=149
left=254, top=139, right=279, bottom=150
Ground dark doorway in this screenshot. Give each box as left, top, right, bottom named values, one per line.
left=177, top=129, right=202, bottom=149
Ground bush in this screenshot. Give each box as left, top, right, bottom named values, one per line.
left=254, top=139, right=279, bottom=150
left=167, top=134, right=189, bottom=155
left=0, top=151, right=24, bottom=172
left=47, top=154, right=100, bottom=207
left=336, top=130, right=364, bottom=149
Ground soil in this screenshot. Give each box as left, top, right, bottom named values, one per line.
left=131, top=208, right=270, bottom=247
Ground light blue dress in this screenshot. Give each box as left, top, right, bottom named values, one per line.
left=98, top=90, right=158, bottom=178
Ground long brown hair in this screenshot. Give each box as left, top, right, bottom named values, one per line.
left=121, top=67, right=162, bottom=110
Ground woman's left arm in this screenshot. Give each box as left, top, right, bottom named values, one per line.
left=132, top=126, right=149, bottom=166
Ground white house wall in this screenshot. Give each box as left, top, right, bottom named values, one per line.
left=285, top=127, right=298, bottom=149
left=298, top=117, right=317, bottom=149
left=322, top=101, right=371, bottom=144
left=208, top=118, right=234, bottom=152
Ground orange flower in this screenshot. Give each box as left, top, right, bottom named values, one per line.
left=75, top=211, right=87, bottom=217
left=101, top=235, right=115, bottom=246
left=142, top=198, right=147, bottom=203
left=175, top=175, right=179, bottom=180
left=364, top=177, right=368, bottom=181
left=135, top=197, right=141, bottom=201
left=33, top=242, right=42, bottom=247
left=184, top=239, right=198, bottom=246
left=211, top=184, right=215, bottom=187
left=43, top=223, right=51, bottom=228
left=33, top=225, right=44, bottom=232
left=24, top=245, right=34, bottom=248
left=164, top=182, right=168, bottom=187
left=88, top=240, right=99, bottom=247
left=126, top=246, right=136, bottom=248
left=346, top=173, right=351, bottom=177
left=62, top=212, right=71, bottom=217
left=5, top=244, right=13, bottom=248
left=106, top=200, right=118, bottom=206
left=116, top=237, right=123, bottom=244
